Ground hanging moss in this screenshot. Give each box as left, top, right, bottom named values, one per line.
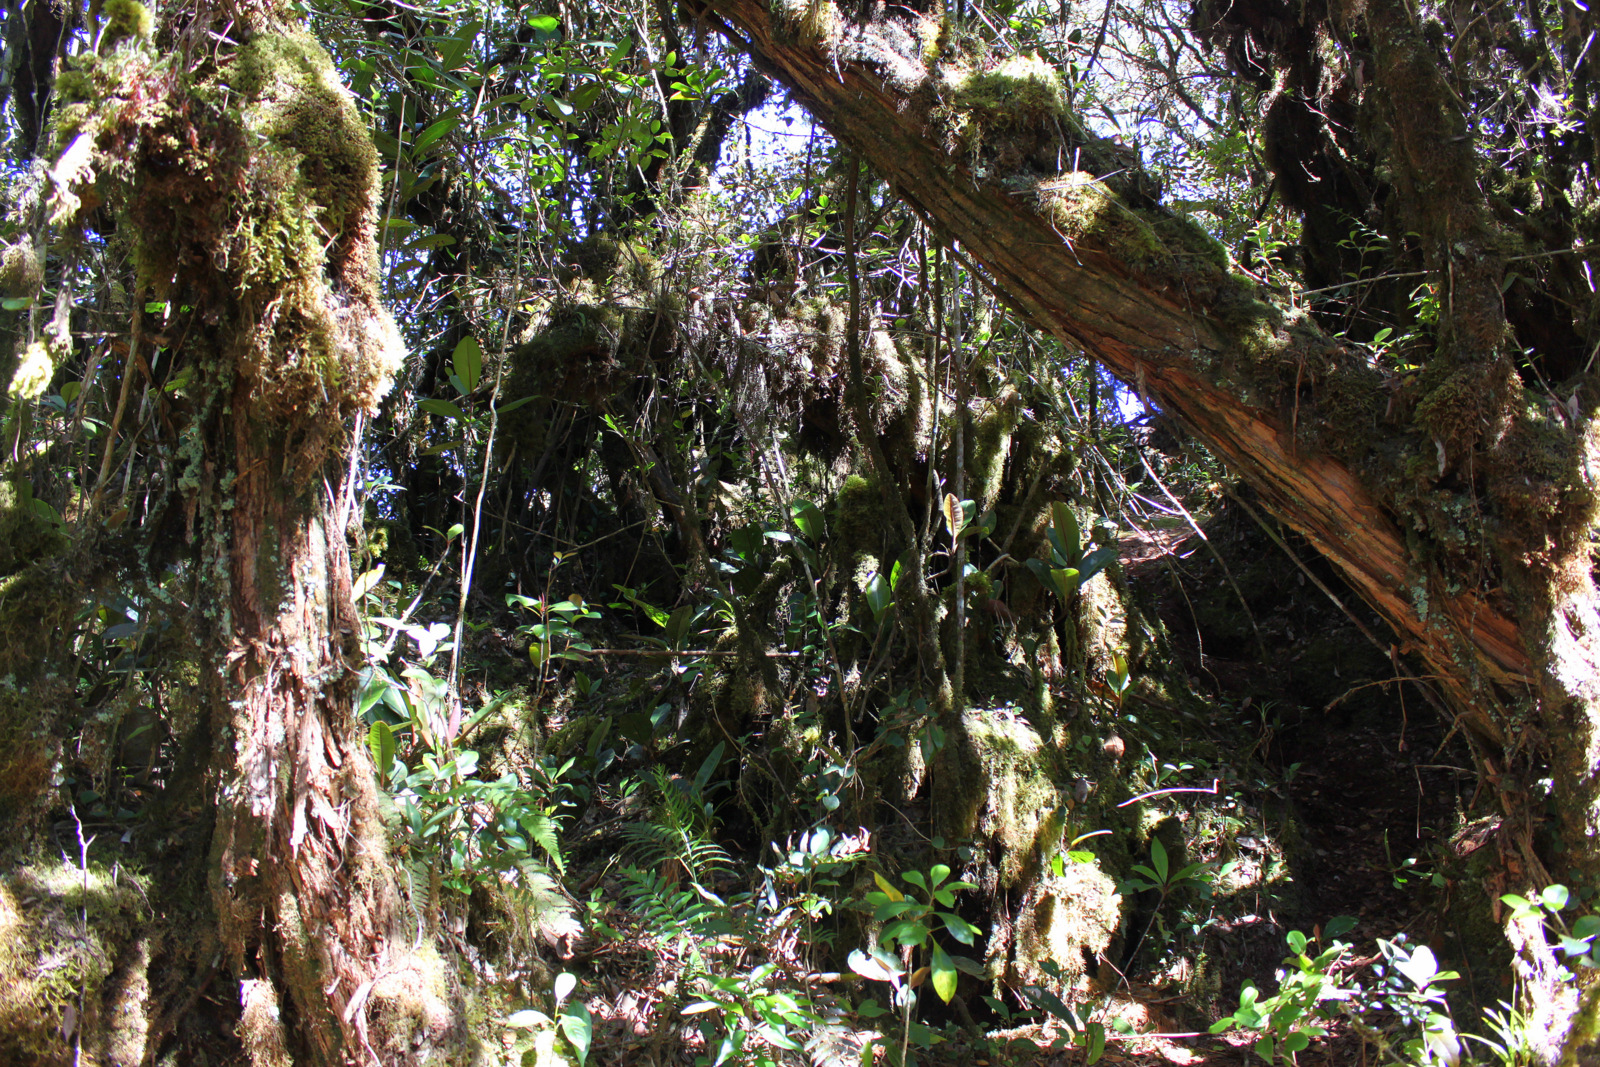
left=969, top=384, right=1022, bottom=509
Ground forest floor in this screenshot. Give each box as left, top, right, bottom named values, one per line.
left=568, top=504, right=1487, bottom=1066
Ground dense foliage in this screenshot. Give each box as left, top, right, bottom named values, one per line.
left=0, top=0, right=1596, bottom=1063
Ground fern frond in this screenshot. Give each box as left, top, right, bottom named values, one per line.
left=621, top=865, right=719, bottom=938
left=617, top=769, right=734, bottom=883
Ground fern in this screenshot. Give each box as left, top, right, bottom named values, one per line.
left=617, top=766, right=733, bottom=883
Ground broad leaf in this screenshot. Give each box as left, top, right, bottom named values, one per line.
left=452, top=334, right=483, bottom=393
left=930, top=943, right=957, bottom=1002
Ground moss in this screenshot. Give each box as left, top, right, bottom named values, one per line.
left=1012, top=858, right=1123, bottom=992
left=0, top=859, right=152, bottom=1066
left=6, top=336, right=68, bottom=400
left=832, top=473, right=891, bottom=568
left=970, top=385, right=1022, bottom=509
left=1487, top=403, right=1592, bottom=544
left=99, top=0, right=154, bottom=49
left=239, top=979, right=293, bottom=1067
left=1413, top=360, right=1516, bottom=454
left=1151, top=213, right=1231, bottom=272
left=0, top=241, right=42, bottom=299
left=943, top=54, right=1070, bottom=130
left=367, top=944, right=456, bottom=1059
left=1036, top=172, right=1169, bottom=269
left=0, top=482, right=68, bottom=574
left=959, top=708, right=1072, bottom=887
left=770, top=0, right=841, bottom=48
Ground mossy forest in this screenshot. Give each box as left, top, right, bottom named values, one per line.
left=2, top=0, right=1599, bottom=1062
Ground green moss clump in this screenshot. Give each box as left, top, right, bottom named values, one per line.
left=215, top=31, right=404, bottom=422
left=832, top=473, right=890, bottom=567
left=1413, top=360, right=1516, bottom=453
left=944, top=54, right=1070, bottom=130
left=6, top=335, right=69, bottom=400
left=99, top=0, right=154, bottom=49
left=0, top=860, right=153, bottom=1066
left=1487, top=404, right=1591, bottom=543
left=1151, top=213, right=1231, bottom=272
left=959, top=708, right=1071, bottom=887
left=1036, top=172, right=1168, bottom=269
left=0, top=241, right=42, bottom=299
left=970, top=385, right=1022, bottom=508
left=770, top=0, right=841, bottom=48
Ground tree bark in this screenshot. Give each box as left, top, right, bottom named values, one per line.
left=47, top=2, right=462, bottom=1060
left=702, top=1, right=1600, bottom=1054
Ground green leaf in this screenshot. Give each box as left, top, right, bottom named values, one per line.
left=791, top=499, right=824, bottom=541
left=1077, top=545, right=1118, bottom=585
left=930, top=943, right=957, bottom=1002
left=1051, top=501, right=1082, bottom=565
left=413, top=113, right=461, bottom=153
left=495, top=395, right=537, bottom=415
left=418, top=398, right=465, bottom=421
left=406, top=233, right=457, bottom=251
left=1, top=296, right=31, bottom=311
left=367, top=720, right=396, bottom=775
left=1149, top=837, right=1169, bottom=883
left=1254, top=1035, right=1274, bottom=1062
left=1020, top=984, right=1079, bottom=1028
left=452, top=335, right=483, bottom=393
left=1324, top=915, right=1358, bottom=938
left=1286, top=930, right=1308, bottom=955
left=558, top=1003, right=591, bottom=1065
left=940, top=911, right=979, bottom=945
left=864, top=572, right=893, bottom=621
left=554, top=972, right=577, bottom=1007
left=1084, top=1021, right=1106, bottom=1064
left=1543, top=884, right=1571, bottom=911
left=1050, top=567, right=1081, bottom=600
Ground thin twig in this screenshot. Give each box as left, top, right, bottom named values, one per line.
left=1117, top=780, right=1220, bottom=807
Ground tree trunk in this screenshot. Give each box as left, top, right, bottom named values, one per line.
left=703, top=1, right=1600, bottom=1055
left=47, top=2, right=461, bottom=1060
